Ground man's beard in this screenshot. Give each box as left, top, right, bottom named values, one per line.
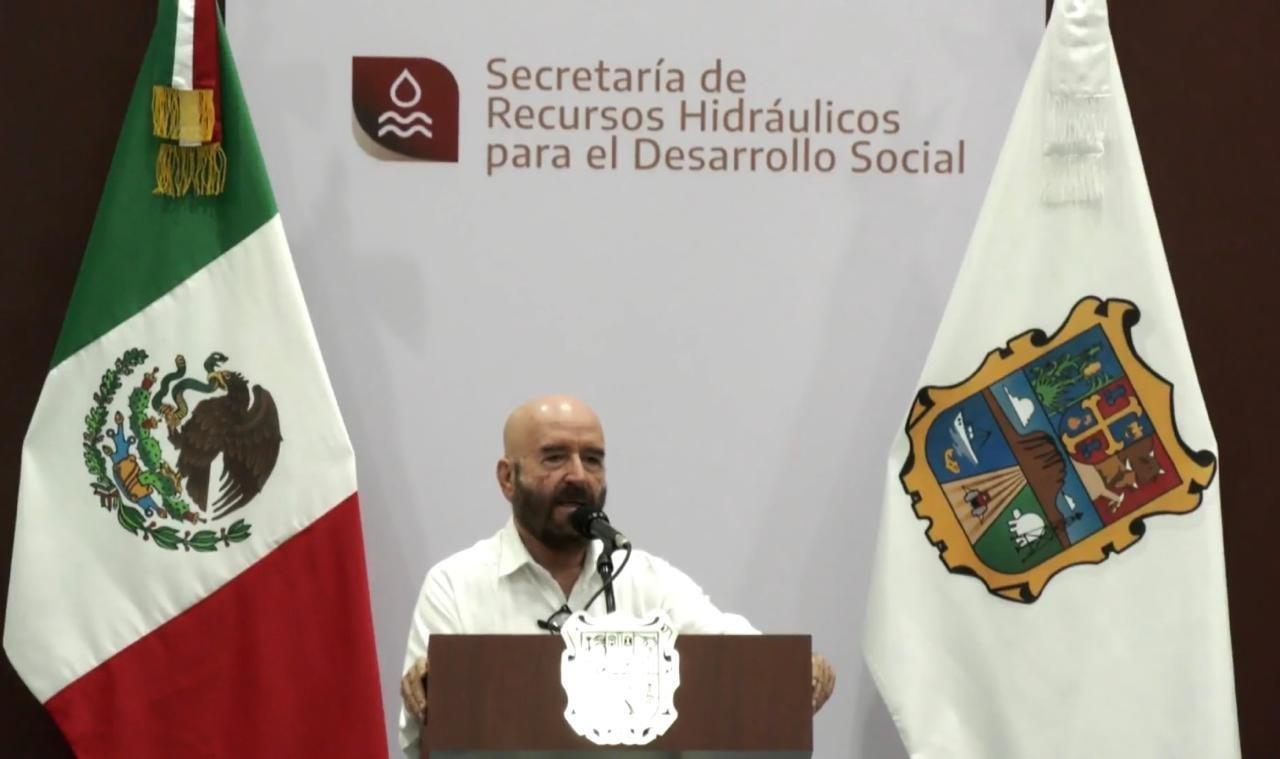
left=511, top=467, right=608, bottom=551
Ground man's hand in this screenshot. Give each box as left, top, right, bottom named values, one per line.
left=811, top=652, right=835, bottom=714
left=400, top=656, right=430, bottom=722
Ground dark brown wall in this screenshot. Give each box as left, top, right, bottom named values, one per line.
left=0, top=2, right=154, bottom=754
left=1109, top=3, right=1280, bottom=753
left=1, top=2, right=1275, bottom=756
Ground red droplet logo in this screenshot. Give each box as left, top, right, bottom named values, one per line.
left=352, top=57, right=459, bottom=162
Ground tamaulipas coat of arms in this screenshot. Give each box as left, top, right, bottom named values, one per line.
left=82, top=349, right=281, bottom=552
left=560, top=612, right=680, bottom=746
left=901, top=297, right=1216, bottom=602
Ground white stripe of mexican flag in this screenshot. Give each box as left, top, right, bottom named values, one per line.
left=171, top=0, right=196, bottom=90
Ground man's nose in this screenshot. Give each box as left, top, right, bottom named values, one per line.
left=565, top=455, right=587, bottom=481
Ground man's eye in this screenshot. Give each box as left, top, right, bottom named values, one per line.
left=544, top=454, right=565, bottom=465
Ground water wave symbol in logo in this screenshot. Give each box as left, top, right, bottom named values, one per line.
left=378, top=69, right=433, bottom=139
left=352, top=56, right=458, bottom=161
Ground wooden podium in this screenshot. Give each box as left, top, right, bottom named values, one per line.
left=422, top=634, right=813, bottom=759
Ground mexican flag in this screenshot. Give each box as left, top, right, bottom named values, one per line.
left=863, top=1, right=1239, bottom=757
left=3, top=1, right=386, bottom=755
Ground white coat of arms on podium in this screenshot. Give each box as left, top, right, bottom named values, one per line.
left=559, top=611, right=680, bottom=745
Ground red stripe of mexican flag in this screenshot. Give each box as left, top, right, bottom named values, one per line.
left=3, top=2, right=386, bottom=755
left=190, top=0, right=222, bottom=144
left=46, top=495, right=384, bottom=756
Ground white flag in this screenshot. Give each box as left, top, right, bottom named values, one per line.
left=862, top=2, right=1240, bottom=757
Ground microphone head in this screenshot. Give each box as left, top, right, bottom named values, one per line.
left=569, top=505, right=608, bottom=538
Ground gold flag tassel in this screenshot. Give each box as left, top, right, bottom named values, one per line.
left=151, top=85, right=226, bottom=197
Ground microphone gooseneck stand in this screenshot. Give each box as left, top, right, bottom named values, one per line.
left=536, top=541, right=633, bottom=633
left=597, top=549, right=617, bottom=613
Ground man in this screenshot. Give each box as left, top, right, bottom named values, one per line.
left=399, top=394, right=835, bottom=754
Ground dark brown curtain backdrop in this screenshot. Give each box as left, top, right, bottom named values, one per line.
left=0, top=2, right=1275, bottom=755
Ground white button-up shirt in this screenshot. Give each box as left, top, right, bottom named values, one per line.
left=398, top=517, right=756, bottom=755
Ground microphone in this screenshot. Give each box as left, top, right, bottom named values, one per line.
left=569, top=505, right=630, bottom=549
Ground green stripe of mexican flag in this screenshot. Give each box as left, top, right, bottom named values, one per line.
left=5, top=2, right=386, bottom=755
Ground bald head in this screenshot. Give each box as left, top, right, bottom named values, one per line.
left=502, top=394, right=603, bottom=460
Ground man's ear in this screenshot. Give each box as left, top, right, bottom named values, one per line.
left=496, top=458, right=515, bottom=501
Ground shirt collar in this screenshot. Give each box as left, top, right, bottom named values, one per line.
left=496, top=516, right=604, bottom=579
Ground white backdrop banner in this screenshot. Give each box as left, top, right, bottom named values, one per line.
left=229, top=2, right=1042, bottom=756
